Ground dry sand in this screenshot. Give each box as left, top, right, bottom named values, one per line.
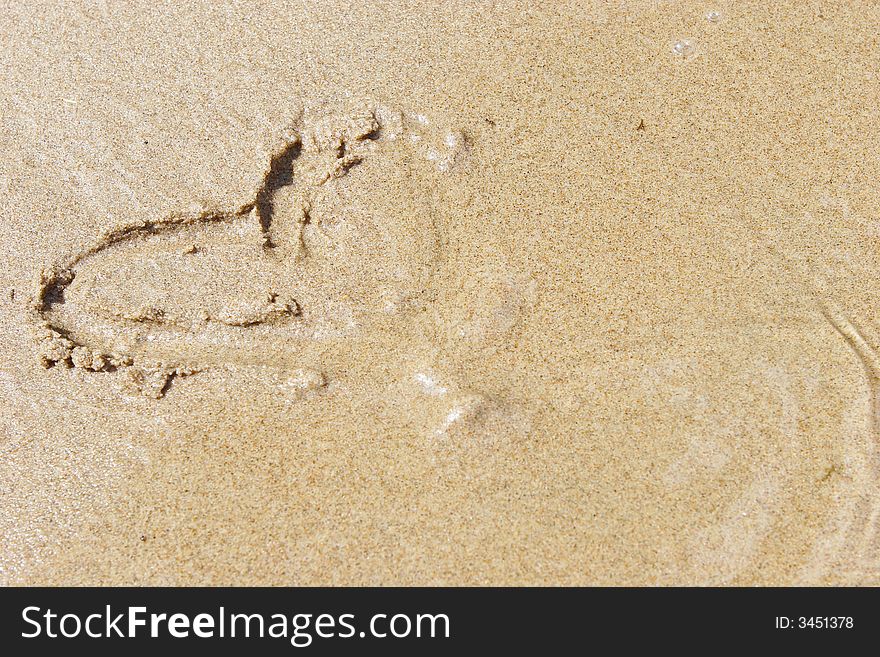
left=1, top=0, right=879, bottom=585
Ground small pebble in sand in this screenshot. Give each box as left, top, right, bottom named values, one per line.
left=706, top=10, right=722, bottom=23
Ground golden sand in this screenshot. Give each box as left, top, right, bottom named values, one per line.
left=1, top=0, right=879, bottom=585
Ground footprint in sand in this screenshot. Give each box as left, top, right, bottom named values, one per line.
left=28, top=98, right=529, bottom=434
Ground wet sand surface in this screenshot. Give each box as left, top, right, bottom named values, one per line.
left=1, top=1, right=879, bottom=585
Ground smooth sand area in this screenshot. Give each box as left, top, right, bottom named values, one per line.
left=1, top=1, right=879, bottom=584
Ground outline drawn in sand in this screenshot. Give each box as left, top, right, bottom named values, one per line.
left=29, top=99, right=472, bottom=398
left=769, top=216, right=880, bottom=583
left=810, top=300, right=880, bottom=583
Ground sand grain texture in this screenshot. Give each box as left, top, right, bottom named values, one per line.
left=1, top=0, right=879, bottom=585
